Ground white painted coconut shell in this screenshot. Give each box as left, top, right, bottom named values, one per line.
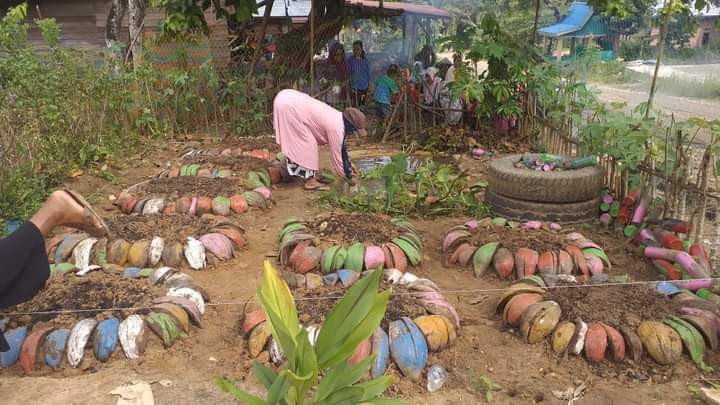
left=305, top=325, right=320, bottom=347
left=269, top=337, right=285, bottom=365
left=119, top=315, right=145, bottom=360
left=384, top=268, right=403, bottom=284
left=570, top=320, right=588, bottom=355
left=142, top=198, right=166, bottom=215
left=184, top=237, right=206, bottom=270
left=72, top=237, right=98, bottom=272
left=67, top=318, right=97, bottom=368
left=148, top=237, right=165, bottom=267
left=168, top=287, right=205, bottom=314
left=398, top=272, right=419, bottom=285
left=150, top=267, right=175, bottom=285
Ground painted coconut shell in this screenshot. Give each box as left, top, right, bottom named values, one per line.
left=442, top=230, right=471, bottom=253
left=163, top=202, right=176, bottom=215
left=44, top=329, right=70, bottom=368
left=495, top=284, right=545, bottom=314
left=348, top=338, right=372, bottom=366
left=493, top=248, right=514, bottom=279
left=519, top=301, right=561, bottom=344
left=305, top=273, right=324, bottom=289
left=383, top=243, right=408, bottom=273
left=142, top=198, right=166, bottom=215
left=337, top=269, right=360, bottom=287
left=248, top=321, right=272, bottom=358
left=288, top=240, right=312, bottom=269
left=199, top=233, right=234, bottom=261
left=253, top=187, right=272, bottom=200
left=267, top=166, right=282, bottom=184
left=93, top=318, right=120, bottom=362
left=454, top=243, right=477, bottom=268
left=681, top=314, right=718, bottom=351
left=472, top=242, right=499, bottom=277
left=551, top=321, right=576, bottom=354
left=323, top=273, right=339, bottom=286
left=132, top=198, right=148, bottom=214
left=121, top=196, right=140, bottom=214
left=184, top=237, right=207, bottom=270
left=371, top=327, right=390, bottom=378
left=566, top=245, right=589, bottom=282
left=243, top=191, right=268, bottom=209
left=294, top=245, right=322, bottom=274
left=584, top=323, right=608, bottom=363
left=392, top=238, right=422, bottom=267
left=55, top=234, right=89, bottom=264
left=212, top=197, right=232, bottom=216
left=569, top=319, right=588, bottom=356
left=346, top=243, right=366, bottom=272
left=148, top=237, right=165, bottom=267
left=214, top=227, right=247, bottom=250
left=146, top=312, right=184, bottom=348
left=515, top=248, right=539, bottom=277
left=195, top=197, right=212, bottom=216
left=619, top=325, right=643, bottom=363
left=322, top=246, right=341, bottom=274
left=389, top=317, right=428, bottom=382
left=557, top=250, right=574, bottom=275
left=67, top=319, right=97, bottom=368
left=242, top=309, right=266, bottom=336
left=537, top=251, right=557, bottom=276
left=637, top=320, right=682, bottom=365
left=600, top=323, right=626, bottom=362
left=153, top=303, right=190, bottom=333
left=153, top=296, right=203, bottom=327
left=176, top=197, right=192, bottom=214
left=162, top=241, right=185, bottom=268
left=364, top=245, right=385, bottom=270
left=414, top=315, right=456, bottom=351
left=503, top=293, right=543, bottom=327
left=127, top=240, right=151, bottom=268
left=19, top=326, right=52, bottom=373
left=168, top=287, right=205, bottom=314
left=420, top=297, right=461, bottom=329
left=269, top=337, right=285, bottom=365
left=119, top=315, right=145, bottom=360
left=72, top=237, right=98, bottom=271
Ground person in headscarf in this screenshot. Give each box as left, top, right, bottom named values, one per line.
left=347, top=40, right=371, bottom=107
left=274, top=89, right=366, bottom=190
left=422, top=67, right=442, bottom=106
left=327, top=42, right=349, bottom=83
left=322, top=42, right=350, bottom=105
left=410, top=61, right=424, bottom=84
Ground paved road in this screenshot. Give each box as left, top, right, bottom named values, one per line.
left=591, top=82, right=720, bottom=122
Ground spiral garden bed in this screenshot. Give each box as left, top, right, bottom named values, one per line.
left=497, top=275, right=720, bottom=377
left=0, top=267, right=209, bottom=373
left=242, top=269, right=460, bottom=383
left=441, top=218, right=611, bottom=283
left=49, top=214, right=246, bottom=271
left=276, top=214, right=423, bottom=274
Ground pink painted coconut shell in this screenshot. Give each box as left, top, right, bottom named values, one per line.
left=199, top=233, right=234, bottom=261
left=253, top=187, right=272, bottom=200
left=364, top=245, right=386, bottom=270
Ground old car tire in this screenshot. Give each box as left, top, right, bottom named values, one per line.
left=485, top=190, right=600, bottom=224
left=487, top=154, right=604, bottom=203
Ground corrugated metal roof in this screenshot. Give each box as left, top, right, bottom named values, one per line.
left=253, top=0, right=451, bottom=19
left=538, top=2, right=594, bottom=37
left=566, top=15, right=609, bottom=37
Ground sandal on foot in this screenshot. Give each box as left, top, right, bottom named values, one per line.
left=61, top=188, right=111, bottom=238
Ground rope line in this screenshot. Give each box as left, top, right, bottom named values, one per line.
left=0, top=277, right=710, bottom=317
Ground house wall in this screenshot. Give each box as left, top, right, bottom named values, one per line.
left=690, top=17, right=719, bottom=48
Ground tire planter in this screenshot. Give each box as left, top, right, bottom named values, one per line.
left=1, top=267, right=207, bottom=373
left=243, top=268, right=460, bottom=382
left=485, top=190, right=601, bottom=224
left=497, top=276, right=718, bottom=370
left=47, top=216, right=246, bottom=271
left=277, top=217, right=423, bottom=274
left=487, top=154, right=604, bottom=203
left=442, top=219, right=609, bottom=283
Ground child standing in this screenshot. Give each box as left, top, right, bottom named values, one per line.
left=347, top=40, right=370, bottom=108
left=373, top=64, right=399, bottom=118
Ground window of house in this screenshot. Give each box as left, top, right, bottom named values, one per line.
left=702, top=32, right=710, bottom=47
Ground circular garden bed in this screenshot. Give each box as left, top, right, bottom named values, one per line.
left=496, top=275, right=720, bottom=377
left=0, top=267, right=208, bottom=373
left=242, top=268, right=460, bottom=383
left=276, top=214, right=423, bottom=274
left=441, top=218, right=610, bottom=283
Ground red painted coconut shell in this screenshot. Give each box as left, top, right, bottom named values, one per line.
left=493, top=248, right=514, bottom=279
left=538, top=251, right=556, bottom=275
left=19, top=326, right=53, bottom=373
left=566, top=245, right=589, bottom=282
left=503, top=293, right=543, bottom=327
left=267, top=166, right=282, bottom=184
left=294, top=246, right=322, bottom=274
left=584, top=323, right=608, bottom=363
left=288, top=240, right=312, bottom=268
left=230, top=195, right=249, bottom=214
left=121, top=196, right=140, bottom=214
left=242, top=309, right=266, bottom=335
left=214, top=227, right=247, bottom=250
left=456, top=243, right=478, bottom=267
left=557, top=250, right=574, bottom=275
left=600, top=323, right=625, bottom=362
left=383, top=243, right=408, bottom=273
left=516, top=248, right=539, bottom=276
left=348, top=338, right=372, bottom=366
left=169, top=167, right=181, bottom=177
left=196, top=197, right=213, bottom=216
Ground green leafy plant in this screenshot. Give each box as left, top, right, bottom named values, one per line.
left=214, top=261, right=403, bottom=405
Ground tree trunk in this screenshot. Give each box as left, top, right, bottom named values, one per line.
left=127, top=0, right=146, bottom=69
left=646, top=0, right=672, bottom=118
left=531, top=0, right=541, bottom=44
left=105, top=0, right=127, bottom=65
left=247, top=0, right=274, bottom=83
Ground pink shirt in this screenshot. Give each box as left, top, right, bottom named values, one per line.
left=273, top=89, right=345, bottom=175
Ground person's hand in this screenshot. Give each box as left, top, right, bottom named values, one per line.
left=351, top=163, right=359, bottom=176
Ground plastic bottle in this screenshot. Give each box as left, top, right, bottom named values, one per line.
left=426, top=365, right=448, bottom=393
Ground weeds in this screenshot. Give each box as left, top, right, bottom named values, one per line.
left=470, top=373, right=503, bottom=402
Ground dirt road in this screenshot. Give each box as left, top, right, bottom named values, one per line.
left=592, top=82, right=720, bottom=122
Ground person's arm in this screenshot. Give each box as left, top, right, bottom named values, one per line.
left=328, top=128, right=352, bottom=179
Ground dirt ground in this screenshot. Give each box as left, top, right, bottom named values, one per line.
left=0, top=136, right=713, bottom=404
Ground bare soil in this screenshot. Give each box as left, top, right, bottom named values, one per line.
left=182, top=155, right=276, bottom=173
left=470, top=226, right=567, bottom=252
left=105, top=215, right=215, bottom=242
left=134, top=177, right=245, bottom=199
left=306, top=213, right=402, bottom=246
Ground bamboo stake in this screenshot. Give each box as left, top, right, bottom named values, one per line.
left=310, top=3, right=315, bottom=96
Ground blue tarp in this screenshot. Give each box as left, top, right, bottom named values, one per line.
left=538, top=2, right=594, bottom=37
